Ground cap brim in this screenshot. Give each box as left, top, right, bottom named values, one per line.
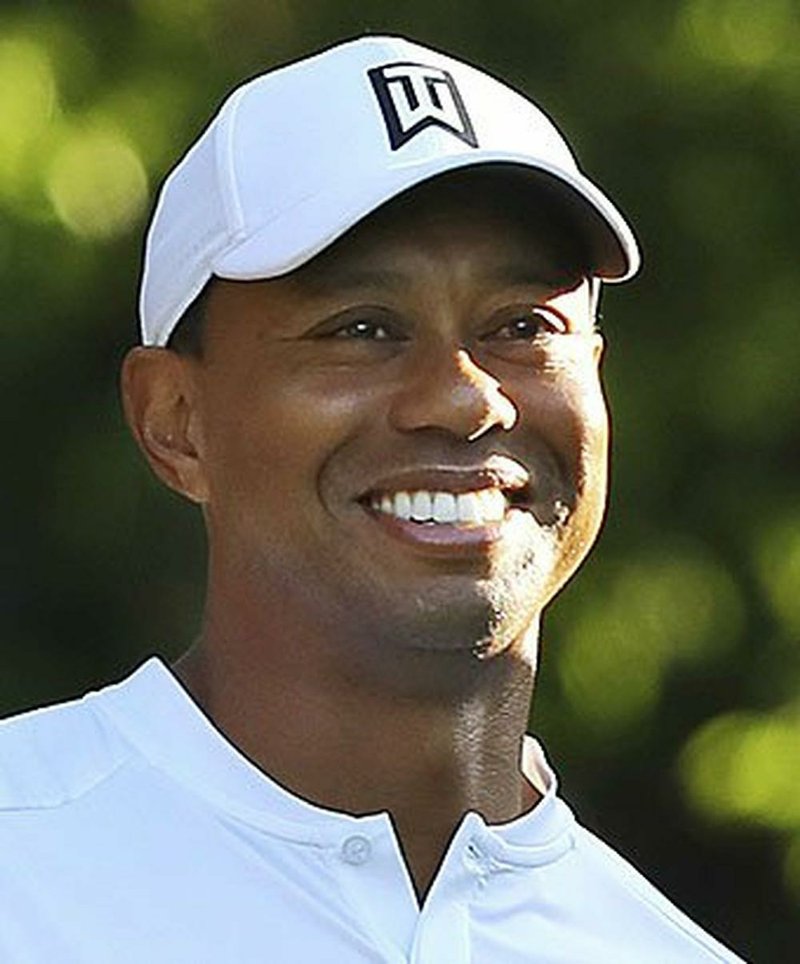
left=213, top=150, right=640, bottom=285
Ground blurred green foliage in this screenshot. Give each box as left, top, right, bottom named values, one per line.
left=2, top=0, right=798, bottom=958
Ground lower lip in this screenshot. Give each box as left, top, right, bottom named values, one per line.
left=363, top=506, right=510, bottom=554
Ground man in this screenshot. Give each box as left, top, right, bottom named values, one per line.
left=0, top=36, right=744, bottom=962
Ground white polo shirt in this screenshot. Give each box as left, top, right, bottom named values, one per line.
left=0, top=658, right=744, bottom=963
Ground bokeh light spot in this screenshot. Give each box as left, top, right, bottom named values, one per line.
left=681, top=0, right=795, bottom=70
left=679, top=714, right=743, bottom=817
left=558, top=616, right=664, bottom=732
left=755, top=515, right=800, bottom=638
left=0, top=37, right=57, bottom=194
left=680, top=710, right=800, bottom=829
left=136, top=0, right=222, bottom=33
left=557, top=546, right=741, bottom=734
left=46, top=125, right=148, bottom=240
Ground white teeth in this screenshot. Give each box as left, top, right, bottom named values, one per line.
left=395, top=491, right=412, bottom=520
left=411, top=491, right=433, bottom=521
left=371, top=488, right=510, bottom=526
left=432, top=492, right=457, bottom=523
left=456, top=492, right=481, bottom=524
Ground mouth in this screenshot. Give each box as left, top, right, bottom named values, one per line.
left=355, top=460, right=538, bottom=554
left=365, top=486, right=528, bottom=527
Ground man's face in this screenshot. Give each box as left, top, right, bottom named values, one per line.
left=185, top=180, right=609, bottom=669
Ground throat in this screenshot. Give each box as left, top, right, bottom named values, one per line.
left=386, top=740, right=542, bottom=904
left=172, top=631, right=539, bottom=901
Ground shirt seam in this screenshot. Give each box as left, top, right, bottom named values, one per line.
left=90, top=696, right=361, bottom=847
left=0, top=755, right=132, bottom=814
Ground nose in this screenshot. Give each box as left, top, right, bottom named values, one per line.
left=389, top=346, right=518, bottom=441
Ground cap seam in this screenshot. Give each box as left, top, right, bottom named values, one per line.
left=215, top=85, right=249, bottom=238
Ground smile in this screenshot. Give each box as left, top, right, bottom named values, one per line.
left=369, top=488, right=509, bottom=528
left=355, top=458, right=538, bottom=553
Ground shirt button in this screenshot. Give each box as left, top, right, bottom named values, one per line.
left=340, top=835, right=372, bottom=866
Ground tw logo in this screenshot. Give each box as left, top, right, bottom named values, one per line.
left=368, top=62, right=478, bottom=151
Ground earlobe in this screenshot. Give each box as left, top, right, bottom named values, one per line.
left=120, top=347, right=210, bottom=503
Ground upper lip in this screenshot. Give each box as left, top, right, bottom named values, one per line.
left=358, top=455, right=532, bottom=502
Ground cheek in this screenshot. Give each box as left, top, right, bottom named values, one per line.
left=199, top=370, right=378, bottom=516
left=513, top=355, right=608, bottom=494
left=522, top=374, right=608, bottom=595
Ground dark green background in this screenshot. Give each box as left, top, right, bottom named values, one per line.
left=2, top=1, right=799, bottom=959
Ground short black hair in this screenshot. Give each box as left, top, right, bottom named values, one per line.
left=166, top=280, right=214, bottom=357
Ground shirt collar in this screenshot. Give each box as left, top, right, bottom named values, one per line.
left=94, top=656, right=574, bottom=865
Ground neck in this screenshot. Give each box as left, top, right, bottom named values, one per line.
left=173, top=591, right=541, bottom=901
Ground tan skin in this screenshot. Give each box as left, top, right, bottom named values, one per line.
left=121, top=181, right=609, bottom=901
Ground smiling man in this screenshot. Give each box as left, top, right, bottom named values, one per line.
left=0, top=36, right=744, bottom=963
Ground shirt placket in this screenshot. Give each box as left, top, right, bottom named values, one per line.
left=330, top=820, right=420, bottom=962
left=407, top=817, right=496, bottom=964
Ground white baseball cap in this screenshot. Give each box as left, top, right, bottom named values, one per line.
left=139, top=35, right=641, bottom=346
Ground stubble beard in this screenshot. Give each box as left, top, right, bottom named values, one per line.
left=311, top=533, right=555, bottom=703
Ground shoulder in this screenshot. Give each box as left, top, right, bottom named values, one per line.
left=570, top=823, right=746, bottom=962
left=0, top=688, right=132, bottom=812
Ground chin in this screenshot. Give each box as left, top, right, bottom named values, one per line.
left=371, top=566, right=546, bottom=656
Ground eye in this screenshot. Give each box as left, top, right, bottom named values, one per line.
left=334, top=318, right=395, bottom=340
left=311, top=309, right=409, bottom=343
left=486, top=305, right=568, bottom=340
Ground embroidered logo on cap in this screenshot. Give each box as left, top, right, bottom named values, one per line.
left=368, top=62, right=478, bottom=151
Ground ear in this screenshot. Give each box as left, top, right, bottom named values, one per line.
left=120, top=347, right=210, bottom=503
